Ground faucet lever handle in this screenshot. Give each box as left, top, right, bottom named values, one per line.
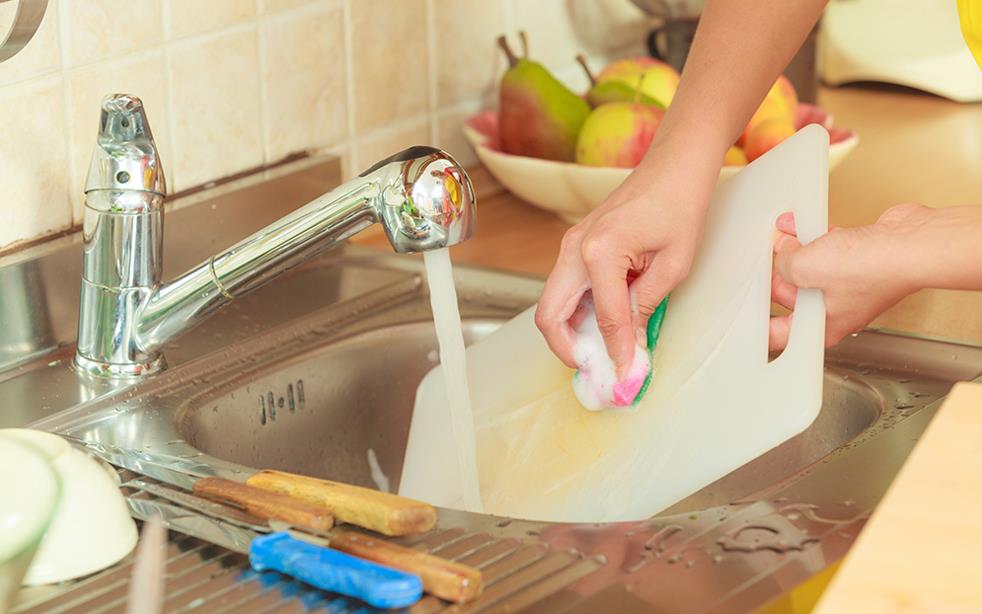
left=85, top=93, right=166, bottom=196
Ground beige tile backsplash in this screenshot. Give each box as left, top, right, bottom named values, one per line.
left=0, top=0, right=649, bottom=250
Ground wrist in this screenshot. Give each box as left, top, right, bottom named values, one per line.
left=872, top=204, right=946, bottom=294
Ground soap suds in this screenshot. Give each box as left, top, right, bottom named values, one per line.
left=571, top=295, right=651, bottom=411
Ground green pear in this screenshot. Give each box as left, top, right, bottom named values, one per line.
left=586, top=81, right=665, bottom=109
left=497, top=33, right=591, bottom=162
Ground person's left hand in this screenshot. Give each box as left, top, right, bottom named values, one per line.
left=768, top=204, right=929, bottom=350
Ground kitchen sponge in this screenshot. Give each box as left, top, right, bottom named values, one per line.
left=571, top=296, right=669, bottom=411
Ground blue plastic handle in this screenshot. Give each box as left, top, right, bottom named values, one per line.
left=249, top=532, right=423, bottom=609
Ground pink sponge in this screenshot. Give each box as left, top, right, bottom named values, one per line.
left=571, top=296, right=651, bottom=411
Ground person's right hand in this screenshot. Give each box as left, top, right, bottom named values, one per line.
left=534, top=158, right=717, bottom=377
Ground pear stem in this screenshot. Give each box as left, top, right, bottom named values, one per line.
left=576, top=54, right=596, bottom=86
left=497, top=35, right=518, bottom=67
left=519, top=30, right=529, bottom=58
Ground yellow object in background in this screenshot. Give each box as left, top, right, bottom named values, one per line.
left=755, top=561, right=843, bottom=614
left=958, top=0, right=982, bottom=69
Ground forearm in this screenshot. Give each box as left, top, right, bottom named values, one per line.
left=904, top=205, right=982, bottom=291
left=643, top=0, right=827, bottom=170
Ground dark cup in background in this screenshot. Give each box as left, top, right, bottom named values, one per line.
left=646, top=19, right=820, bottom=103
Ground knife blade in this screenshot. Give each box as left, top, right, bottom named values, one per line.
left=65, top=436, right=334, bottom=533
left=126, top=497, right=423, bottom=609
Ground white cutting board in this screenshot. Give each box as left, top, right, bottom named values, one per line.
left=400, top=125, right=829, bottom=522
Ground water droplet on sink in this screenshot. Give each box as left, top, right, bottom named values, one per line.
left=495, top=519, right=511, bottom=528
left=895, top=402, right=914, bottom=410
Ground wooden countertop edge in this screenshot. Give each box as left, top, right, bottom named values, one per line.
left=814, top=381, right=982, bottom=613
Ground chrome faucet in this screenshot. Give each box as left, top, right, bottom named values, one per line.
left=75, top=94, right=476, bottom=378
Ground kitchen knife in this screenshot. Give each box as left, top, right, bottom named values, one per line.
left=125, top=478, right=484, bottom=603
left=67, top=436, right=437, bottom=536
left=125, top=497, right=423, bottom=609
left=64, top=436, right=334, bottom=533
left=74, top=437, right=482, bottom=602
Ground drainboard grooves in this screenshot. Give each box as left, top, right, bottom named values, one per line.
left=412, top=528, right=468, bottom=551
left=447, top=552, right=579, bottom=613
left=15, top=536, right=200, bottom=613
left=477, top=545, right=548, bottom=584
left=174, top=570, right=268, bottom=612
left=209, top=579, right=298, bottom=614
left=484, top=556, right=600, bottom=613
left=432, top=533, right=494, bottom=559
left=458, top=539, right=522, bottom=568
left=160, top=560, right=252, bottom=612
left=81, top=550, right=246, bottom=614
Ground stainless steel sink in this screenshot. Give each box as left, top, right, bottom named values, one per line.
left=176, top=316, right=881, bottom=516
left=6, top=155, right=982, bottom=613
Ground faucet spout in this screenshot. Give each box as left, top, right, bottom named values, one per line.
left=75, top=94, right=476, bottom=378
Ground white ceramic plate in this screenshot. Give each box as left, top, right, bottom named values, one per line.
left=464, top=104, right=859, bottom=223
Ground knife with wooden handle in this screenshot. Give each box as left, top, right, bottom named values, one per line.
left=192, top=477, right=334, bottom=533
left=246, top=470, right=437, bottom=537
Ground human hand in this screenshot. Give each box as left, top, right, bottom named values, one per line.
left=534, top=160, right=716, bottom=376
left=769, top=203, right=932, bottom=350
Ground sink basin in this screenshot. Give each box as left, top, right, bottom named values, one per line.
left=177, top=318, right=881, bottom=515
left=178, top=320, right=500, bottom=493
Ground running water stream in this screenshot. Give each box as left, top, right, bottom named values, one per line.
left=422, top=248, right=483, bottom=512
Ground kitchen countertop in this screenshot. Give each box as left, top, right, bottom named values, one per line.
left=354, top=84, right=982, bottom=345
left=814, top=382, right=982, bottom=613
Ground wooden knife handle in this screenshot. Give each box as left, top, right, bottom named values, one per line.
left=193, top=477, right=334, bottom=533
left=246, top=470, right=437, bottom=537
left=330, top=530, right=483, bottom=603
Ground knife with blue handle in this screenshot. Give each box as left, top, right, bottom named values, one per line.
left=126, top=497, right=423, bottom=609
left=250, top=532, right=422, bottom=609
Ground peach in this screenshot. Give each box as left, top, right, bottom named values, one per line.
left=596, top=57, right=680, bottom=108
left=723, top=145, right=747, bottom=166
left=743, top=118, right=796, bottom=162
left=738, top=74, right=798, bottom=146
left=575, top=102, right=664, bottom=168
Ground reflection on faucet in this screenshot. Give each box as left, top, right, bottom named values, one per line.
left=75, top=94, right=476, bottom=378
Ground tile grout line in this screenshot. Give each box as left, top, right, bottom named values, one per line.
left=160, top=0, right=180, bottom=195
left=53, top=0, right=75, bottom=226
left=425, top=0, right=438, bottom=146
left=341, top=0, right=358, bottom=174
left=254, top=4, right=272, bottom=164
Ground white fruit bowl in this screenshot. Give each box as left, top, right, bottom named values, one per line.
left=463, top=104, right=858, bottom=224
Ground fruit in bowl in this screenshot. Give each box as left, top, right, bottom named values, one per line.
left=496, top=34, right=590, bottom=162
left=468, top=41, right=859, bottom=223
left=576, top=102, right=665, bottom=167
